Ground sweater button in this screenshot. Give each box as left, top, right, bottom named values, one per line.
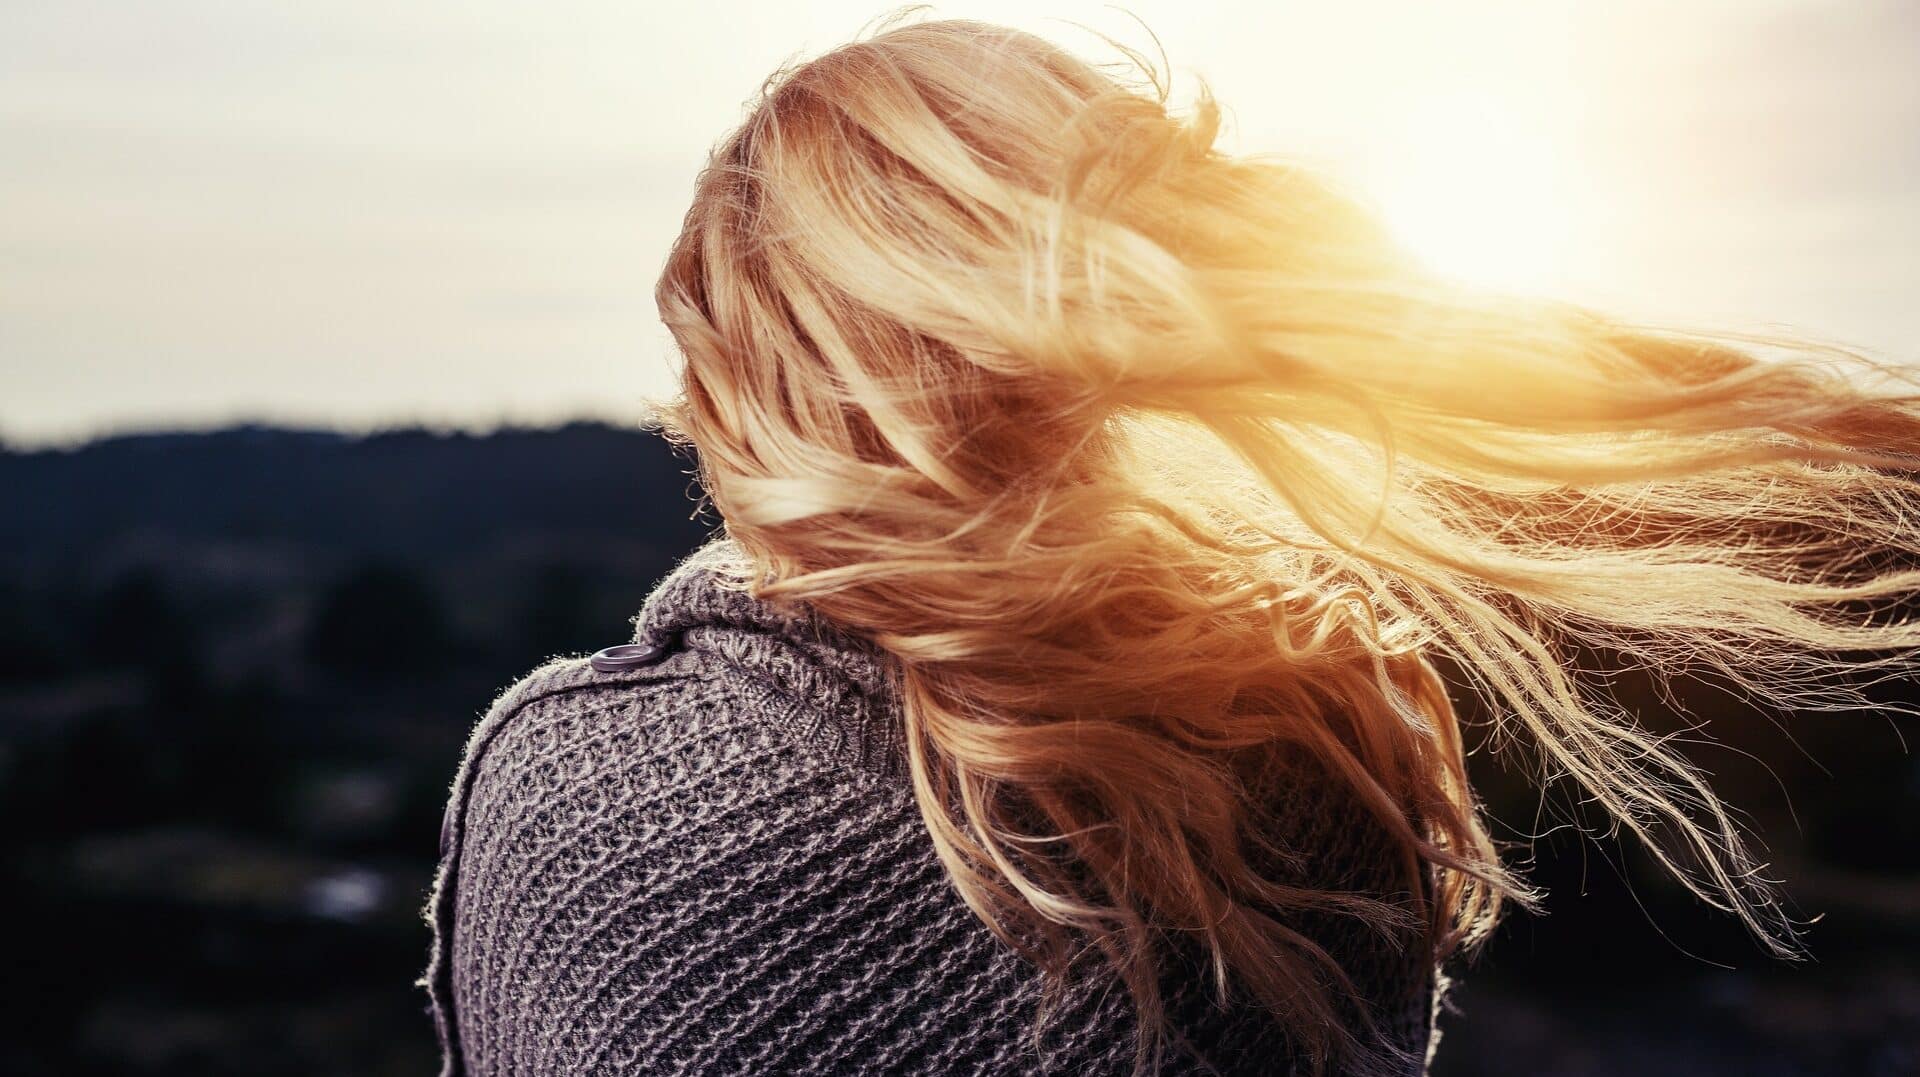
left=590, top=642, right=669, bottom=672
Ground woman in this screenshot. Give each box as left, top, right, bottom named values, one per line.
left=422, top=15, right=1920, bottom=1077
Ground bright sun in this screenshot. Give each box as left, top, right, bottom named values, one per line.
left=1368, top=88, right=1577, bottom=295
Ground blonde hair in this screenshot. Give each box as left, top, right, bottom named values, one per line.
left=650, top=12, right=1920, bottom=1075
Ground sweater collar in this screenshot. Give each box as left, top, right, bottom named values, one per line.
left=629, top=535, right=908, bottom=779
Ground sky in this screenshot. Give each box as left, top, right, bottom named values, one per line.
left=3, top=0, right=1916, bottom=447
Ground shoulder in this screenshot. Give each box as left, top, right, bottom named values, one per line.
left=422, top=648, right=929, bottom=1075
left=443, top=645, right=883, bottom=882
left=440, top=637, right=903, bottom=861
left=429, top=637, right=913, bottom=942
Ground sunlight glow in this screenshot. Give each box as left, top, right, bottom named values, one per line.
left=1368, top=88, right=1578, bottom=295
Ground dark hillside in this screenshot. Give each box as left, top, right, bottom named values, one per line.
left=0, top=423, right=713, bottom=1077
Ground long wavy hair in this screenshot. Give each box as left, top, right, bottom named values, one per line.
left=649, top=13, right=1920, bottom=1075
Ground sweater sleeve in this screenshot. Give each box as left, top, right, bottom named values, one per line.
left=419, top=655, right=704, bottom=1077
left=421, top=659, right=1111, bottom=1077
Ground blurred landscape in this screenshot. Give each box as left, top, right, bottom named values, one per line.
left=1, top=423, right=1915, bottom=1076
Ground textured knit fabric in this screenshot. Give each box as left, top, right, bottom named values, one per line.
left=422, top=536, right=1448, bottom=1076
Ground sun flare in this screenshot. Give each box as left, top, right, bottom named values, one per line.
left=1369, top=88, right=1576, bottom=294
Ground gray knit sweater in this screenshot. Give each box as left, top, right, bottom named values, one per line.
left=423, top=537, right=1445, bottom=1075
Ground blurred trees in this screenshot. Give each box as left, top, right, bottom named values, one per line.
left=514, top=561, right=598, bottom=661
left=305, top=563, right=453, bottom=676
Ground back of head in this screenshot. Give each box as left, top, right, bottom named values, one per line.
left=652, top=14, right=1920, bottom=1075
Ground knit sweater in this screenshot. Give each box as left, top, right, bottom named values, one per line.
left=422, top=536, right=1446, bottom=1075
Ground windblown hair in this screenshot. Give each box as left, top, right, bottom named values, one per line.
left=650, top=13, right=1920, bottom=1075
